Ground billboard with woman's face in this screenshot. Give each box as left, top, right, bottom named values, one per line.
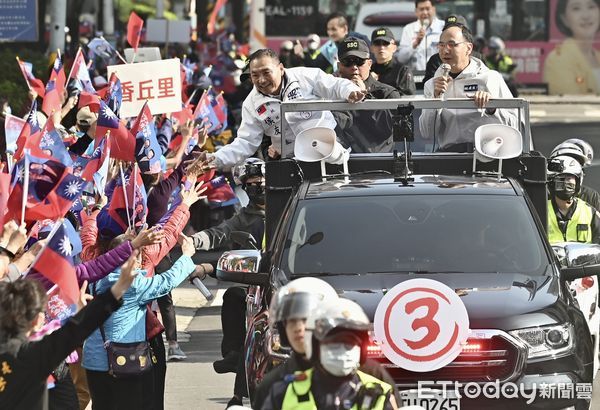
left=543, top=0, right=600, bottom=94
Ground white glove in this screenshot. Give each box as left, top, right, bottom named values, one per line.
left=192, top=231, right=211, bottom=251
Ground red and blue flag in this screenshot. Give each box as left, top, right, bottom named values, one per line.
left=6, top=153, right=84, bottom=223
left=131, top=101, right=161, bottom=174
left=32, top=220, right=80, bottom=304
left=14, top=101, right=42, bottom=161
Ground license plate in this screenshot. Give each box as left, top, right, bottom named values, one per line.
left=400, top=389, right=460, bottom=410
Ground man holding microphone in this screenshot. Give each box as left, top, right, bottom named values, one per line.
left=418, top=19, right=517, bottom=152
left=398, top=0, right=445, bottom=72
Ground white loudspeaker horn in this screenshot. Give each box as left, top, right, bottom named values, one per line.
left=473, top=124, right=523, bottom=177
left=294, top=126, right=350, bottom=180
left=294, top=127, right=349, bottom=165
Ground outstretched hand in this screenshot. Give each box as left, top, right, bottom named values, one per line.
left=131, top=226, right=164, bottom=249
left=179, top=181, right=208, bottom=207
left=111, top=250, right=139, bottom=300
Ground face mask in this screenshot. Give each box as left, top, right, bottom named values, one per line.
left=245, top=184, right=265, bottom=206
left=554, top=178, right=577, bottom=201
left=319, top=343, right=361, bottom=377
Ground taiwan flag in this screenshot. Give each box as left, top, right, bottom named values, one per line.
left=193, top=91, right=221, bottom=135
left=127, top=11, right=144, bottom=51
left=50, top=53, right=67, bottom=97
left=96, top=100, right=134, bottom=161
left=14, top=101, right=42, bottom=161
left=68, top=48, right=95, bottom=93
left=6, top=153, right=84, bottom=224
left=42, top=79, right=61, bottom=116
left=16, top=57, right=46, bottom=97
left=103, top=72, right=122, bottom=116
left=32, top=220, right=79, bottom=304
left=107, top=165, right=147, bottom=232
left=131, top=102, right=161, bottom=174
left=35, top=120, right=73, bottom=166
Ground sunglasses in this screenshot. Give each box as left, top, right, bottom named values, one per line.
left=372, top=40, right=392, bottom=47
left=340, top=57, right=367, bottom=67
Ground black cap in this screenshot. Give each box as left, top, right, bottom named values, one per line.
left=371, top=27, right=395, bottom=43
left=338, top=37, right=370, bottom=60
left=444, top=14, right=469, bottom=30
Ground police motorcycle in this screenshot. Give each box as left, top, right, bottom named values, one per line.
left=217, top=97, right=600, bottom=409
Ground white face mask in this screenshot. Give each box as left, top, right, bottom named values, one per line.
left=319, top=343, right=361, bottom=377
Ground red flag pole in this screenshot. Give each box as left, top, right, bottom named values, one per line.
left=119, top=163, right=133, bottom=232
left=21, top=217, right=64, bottom=278
left=20, top=149, right=31, bottom=226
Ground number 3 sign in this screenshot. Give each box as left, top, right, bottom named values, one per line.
left=374, top=279, right=470, bottom=372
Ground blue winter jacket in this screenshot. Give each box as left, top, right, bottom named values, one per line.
left=82, top=255, right=195, bottom=371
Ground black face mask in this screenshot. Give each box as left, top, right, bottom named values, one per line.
left=245, top=184, right=265, bottom=206
left=553, top=177, right=577, bottom=201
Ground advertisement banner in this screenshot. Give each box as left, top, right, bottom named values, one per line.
left=0, top=0, right=38, bottom=42
left=107, top=58, right=182, bottom=118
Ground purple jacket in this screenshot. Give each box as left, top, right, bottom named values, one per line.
left=29, top=241, right=134, bottom=290
left=146, top=146, right=201, bottom=226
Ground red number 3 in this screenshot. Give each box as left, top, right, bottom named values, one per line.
left=403, top=297, right=440, bottom=350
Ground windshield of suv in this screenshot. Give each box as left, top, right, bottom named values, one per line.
left=282, top=194, right=550, bottom=275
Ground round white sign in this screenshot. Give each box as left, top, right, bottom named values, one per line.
left=373, top=278, right=470, bottom=372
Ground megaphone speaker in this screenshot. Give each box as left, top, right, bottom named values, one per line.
left=295, top=127, right=341, bottom=162
left=474, top=124, right=522, bottom=162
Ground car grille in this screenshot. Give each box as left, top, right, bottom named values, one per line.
left=370, top=332, right=526, bottom=386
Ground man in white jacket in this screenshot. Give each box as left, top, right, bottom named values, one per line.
left=397, top=0, right=445, bottom=72
left=212, top=49, right=365, bottom=169
left=419, top=22, right=518, bottom=152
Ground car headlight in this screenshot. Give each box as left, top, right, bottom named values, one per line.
left=509, top=323, right=574, bottom=359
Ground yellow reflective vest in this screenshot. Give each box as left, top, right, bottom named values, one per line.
left=547, top=199, right=593, bottom=244
left=281, top=368, right=391, bottom=410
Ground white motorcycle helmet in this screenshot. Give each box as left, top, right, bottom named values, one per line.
left=563, top=138, right=594, bottom=167
left=550, top=141, right=588, bottom=167
left=548, top=155, right=583, bottom=201
left=304, top=297, right=371, bottom=362
left=269, top=277, right=338, bottom=349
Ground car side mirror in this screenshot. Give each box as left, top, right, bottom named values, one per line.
left=552, top=242, right=600, bottom=281
left=216, top=249, right=269, bottom=286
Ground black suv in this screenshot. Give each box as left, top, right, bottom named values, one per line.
left=217, top=95, right=600, bottom=409
left=217, top=153, right=600, bottom=410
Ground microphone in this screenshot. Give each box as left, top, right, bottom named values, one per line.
left=439, top=63, right=451, bottom=100
left=422, top=18, right=430, bottom=29
left=192, top=277, right=214, bottom=301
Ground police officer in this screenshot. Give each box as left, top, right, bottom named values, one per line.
left=262, top=298, right=396, bottom=410
left=484, top=36, right=518, bottom=97
left=549, top=139, right=600, bottom=210
left=252, top=277, right=339, bottom=409
left=370, top=27, right=416, bottom=95
left=547, top=155, right=600, bottom=244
